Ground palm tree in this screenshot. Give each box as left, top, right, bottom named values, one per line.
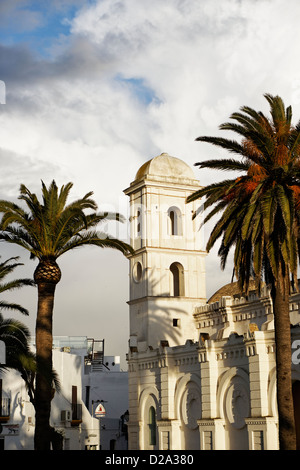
left=0, top=256, right=62, bottom=448
left=0, top=256, right=35, bottom=316
left=0, top=311, right=34, bottom=374
left=0, top=180, right=133, bottom=450
left=187, top=94, right=300, bottom=450
left=0, top=255, right=35, bottom=371
left=0, top=256, right=35, bottom=417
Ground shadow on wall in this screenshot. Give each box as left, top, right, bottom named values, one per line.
left=143, top=267, right=192, bottom=349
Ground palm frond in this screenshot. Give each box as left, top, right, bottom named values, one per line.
left=189, top=92, right=300, bottom=297
left=0, top=300, right=30, bottom=316
left=194, top=158, right=250, bottom=173
left=56, top=230, right=134, bottom=257
left=0, top=180, right=134, bottom=263
left=195, top=136, right=245, bottom=155
left=186, top=178, right=237, bottom=204
left=0, top=278, right=35, bottom=293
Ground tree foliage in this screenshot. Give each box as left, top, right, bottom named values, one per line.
left=187, top=94, right=300, bottom=295
left=187, top=94, right=300, bottom=449
left=0, top=180, right=133, bottom=450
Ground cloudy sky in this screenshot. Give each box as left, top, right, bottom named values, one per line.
left=1, top=0, right=300, bottom=366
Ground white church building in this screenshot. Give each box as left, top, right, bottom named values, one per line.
left=124, top=152, right=300, bottom=451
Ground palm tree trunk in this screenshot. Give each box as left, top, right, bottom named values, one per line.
left=272, top=271, right=296, bottom=450
left=34, top=280, right=56, bottom=450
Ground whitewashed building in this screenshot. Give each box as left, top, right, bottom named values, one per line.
left=0, top=336, right=128, bottom=450
left=0, top=336, right=100, bottom=450
left=124, top=152, right=300, bottom=451
left=81, top=338, right=129, bottom=450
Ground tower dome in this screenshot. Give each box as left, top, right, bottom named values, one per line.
left=135, top=152, right=197, bottom=182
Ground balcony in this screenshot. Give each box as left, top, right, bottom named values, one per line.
left=0, top=398, right=10, bottom=423
left=71, top=403, right=82, bottom=427
left=84, top=339, right=104, bottom=373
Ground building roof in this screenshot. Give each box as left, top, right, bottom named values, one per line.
left=208, top=279, right=259, bottom=303
left=135, top=152, right=196, bottom=181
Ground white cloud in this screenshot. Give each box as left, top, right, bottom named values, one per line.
left=1, top=0, right=300, bottom=364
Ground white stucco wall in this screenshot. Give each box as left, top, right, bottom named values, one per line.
left=125, top=153, right=300, bottom=451
left=0, top=345, right=100, bottom=450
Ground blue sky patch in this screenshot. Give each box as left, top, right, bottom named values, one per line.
left=115, top=75, right=160, bottom=106
left=0, top=1, right=89, bottom=57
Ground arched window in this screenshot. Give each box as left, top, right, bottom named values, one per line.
left=170, top=262, right=185, bottom=297
left=168, top=206, right=182, bottom=236
left=136, top=210, right=141, bottom=236
left=148, top=406, right=156, bottom=446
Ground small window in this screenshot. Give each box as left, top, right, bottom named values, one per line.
left=85, top=386, right=90, bottom=409
left=133, top=261, right=143, bottom=282
left=136, top=210, right=141, bottom=236
left=169, top=210, right=175, bottom=234
left=168, top=207, right=182, bottom=236
left=173, top=318, right=180, bottom=327
left=149, top=406, right=156, bottom=446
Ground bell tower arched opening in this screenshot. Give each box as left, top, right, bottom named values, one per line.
left=170, top=262, right=185, bottom=297
left=168, top=206, right=182, bottom=236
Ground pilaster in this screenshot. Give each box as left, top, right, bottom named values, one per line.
left=245, top=330, right=273, bottom=417
left=245, top=417, right=278, bottom=450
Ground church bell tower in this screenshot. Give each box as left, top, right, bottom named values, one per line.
left=124, top=153, right=206, bottom=353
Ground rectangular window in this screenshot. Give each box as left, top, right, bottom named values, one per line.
left=85, top=386, right=90, bottom=409
left=149, top=407, right=156, bottom=446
